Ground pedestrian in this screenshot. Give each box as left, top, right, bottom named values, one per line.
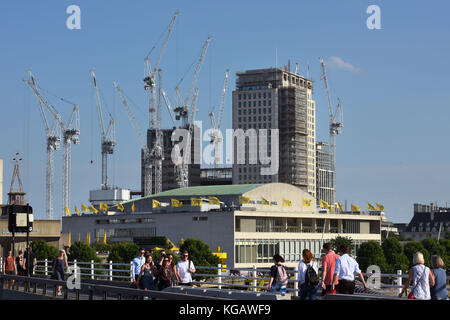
left=16, top=250, right=27, bottom=277
left=137, top=255, right=157, bottom=291
left=429, top=255, right=448, bottom=300
left=168, top=254, right=177, bottom=286
left=176, top=251, right=196, bottom=286
left=321, top=242, right=340, bottom=295
left=52, top=249, right=69, bottom=296
left=24, top=247, right=36, bottom=276
left=332, top=245, right=368, bottom=294
left=131, top=248, right=146, bottom=289
left=267, top=254, right=288, bottom=295
left=157, top=256, right=174, bottom=291
left=399, top=252, right=435, bottom=300
left=297, top=249, right=320, bottom=300
left=3, top=250, right=17, bottom=289
left=156, top=250, right=167, bottom=267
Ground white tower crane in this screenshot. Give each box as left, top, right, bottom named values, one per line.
left=209, top=69, right=230, bottom=172
left=114, top=82, right=152, bottom=196
left=320, top=57, right=344, bottom=207
left=91, top=70, right=116, bottom=190
left=24, top=72, right=61, bottom=219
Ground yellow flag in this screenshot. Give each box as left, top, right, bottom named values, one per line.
left=330, top=206, right=334, bottom=213
left=209, top=196, right=220, bottom=205
left=103, top=232, right=107, bottom=245
left=81, top=203, right=89, bottom=213
left=337, top=201, right=343, bottom=211
left=171, top=199, right=183, bottom=207
left=100, top=203, right=108, bottom=211
left=367, top=202, right=377, bottom=210
left=89, top=206, right=99, bottom=214
left=376, top=202, right=385, bottom=211
left=65, top=206, right=71, bottom=216
left=117, top=202, right=124, bottom=212
left=303, top=198, right=312, bottom=207
left=153, top=199, right=162, bottom=208
left=68, top=232, right=71, bottom=248
left=74, top=206, right=80, bottom=216
left=239, top=196, right=250, bottom=205
left=78, top=233, right=81, bottom=242
left=261, top=197, right=271, bottom=206
left=351, top=204, right=361, bottom=212
left=321, top=200, right=330, bottom=209
left=86, top=232, right=90, bottom=245
left=282, top=198, right=292, bottom=207
left=131, top=202, right=135, bottom=213
left=191, top=198, right=202, bottom=207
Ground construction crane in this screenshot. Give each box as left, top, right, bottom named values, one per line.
left=91, top=70, right=116, bottom=190
left=208, top=69, right=230, bottom=173
left=320, top=57, right=344, bottom=207
left=174, top=36, right=212, bottom=128
left=114, top=81, right=152, bottom=196
left=24, top=71, right=61, bottom=220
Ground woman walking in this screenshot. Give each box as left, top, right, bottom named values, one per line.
left=168, top=254, right=177, bottom=286
left=267, top=254, right=288, bottom=295
left=399, top=252, right=435, bottom=300
left=297, top=249, right=319, bottom=300
left=430, top=255, right=448, bottom=300
left=137, top=255, right=157, bottom=291
left=157, top=257, right=174, bottom=291
left=52, top=249, right=69, bottom=296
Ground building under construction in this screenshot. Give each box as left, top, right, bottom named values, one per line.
left=316, top=142, right=335, bottom=206
left=232, top=67, right=316, bottom=198
left=141, top=127, right=201, bottom=195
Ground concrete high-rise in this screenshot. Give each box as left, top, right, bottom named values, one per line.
left=232, top=67, right=316, bottom=198
left=316, top=142, right=335, bottom=206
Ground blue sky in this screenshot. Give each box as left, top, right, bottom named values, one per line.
left=1, top=0, right=450, bottom=223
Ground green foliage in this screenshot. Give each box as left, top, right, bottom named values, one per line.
left=421, top=238, right=446, bottom=257
left=68, top=242, right=100, bottom=263
left=381, top=237, right=409, bottom=273
left=90, top=242, right=112, bottom=254
left=381, top=231, right=399, bottom=241
left=31, top=239, right=60, bottom=261
left=356, top=241, right=389, bottom=273
left=445, top=231, right=450, bottom=240
left=330, top=236, right=354, bottom=255
left=107, top=242, right=139, bottom=263
left=179, top=238, right=221, bottom=278
left=403, top=241, right=430, bottom=268
left=148, top=237, right=174, bottom=250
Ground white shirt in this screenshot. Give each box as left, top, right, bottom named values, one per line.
left=177, top=260, right=195, bottom=283
left=334, top=254, right=361, bottom=281
left=412, top=264, right=431, bottom=300
left=297, top=260, right=319, bottom=285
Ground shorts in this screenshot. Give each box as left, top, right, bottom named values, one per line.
left=6, top=271, right=15, bottom=275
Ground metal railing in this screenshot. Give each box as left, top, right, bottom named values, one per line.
left=1, top=258, right=448, bottom=298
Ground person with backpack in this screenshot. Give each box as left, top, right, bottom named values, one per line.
left=267, top=254, right=288, bottom=295
left=297, top=249, right=319, bottom=300
left=176, top=251, right=196, bottom=286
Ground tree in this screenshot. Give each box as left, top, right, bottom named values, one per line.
left=421, top=238, right=446, bottom=257
left=356, top=241, right=389, bottom=273
left=445, top=231, right=450, bottom=240
left=330, top=236, right=354, bottom=255
left=107, top=242, right=139, bottom=264
left=403, top=241, right=430, bottom=268
left=382, top=237, right=409, bottom=273
left=179, top=238, right=221, bottom=278
left=31, top=239, right=60, bottom=261
left=68, top=241, right=100, bottom=263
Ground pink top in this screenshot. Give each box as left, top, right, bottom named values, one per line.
left=322, top=250, right=340, bottom=285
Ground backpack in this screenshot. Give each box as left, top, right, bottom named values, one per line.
left=275, top=264, right=288, bottom=286
left=305, top=262, right=319, bottom=286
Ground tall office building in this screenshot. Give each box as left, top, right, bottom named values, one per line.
left=316, top=142, right=335, bottom=206
left=232, top=67, right=316, bottom=198
left=141, top=127, right=201, bottom=195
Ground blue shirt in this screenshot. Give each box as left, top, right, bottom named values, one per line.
left=334, top=254, right=361, bottom=281
left=431, top=268, right=448, bottom=300
left=132, top=256, right=145, bottom=279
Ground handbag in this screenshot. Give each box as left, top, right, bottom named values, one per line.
left=407, top=291, right=415, bottom=299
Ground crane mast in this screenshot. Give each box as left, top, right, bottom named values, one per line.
left=320, top=57, right=344, bottom=207
left=91, top=70, right=116, bottom=190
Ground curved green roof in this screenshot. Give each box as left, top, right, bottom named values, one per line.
left=123, top=184, right=261, bottom=204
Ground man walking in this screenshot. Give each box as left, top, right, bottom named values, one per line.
left=132, top=248, right=146, bottom=288
left=332, top=245, right=368, bottom=294
left=24, top=247, right=36, bottom=276
left=321, top=243, right=340, bottom=295
left=176, top=251, right=195, bottom=286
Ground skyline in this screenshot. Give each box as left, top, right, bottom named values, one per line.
left=1, top=0, right=450, bottom=223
